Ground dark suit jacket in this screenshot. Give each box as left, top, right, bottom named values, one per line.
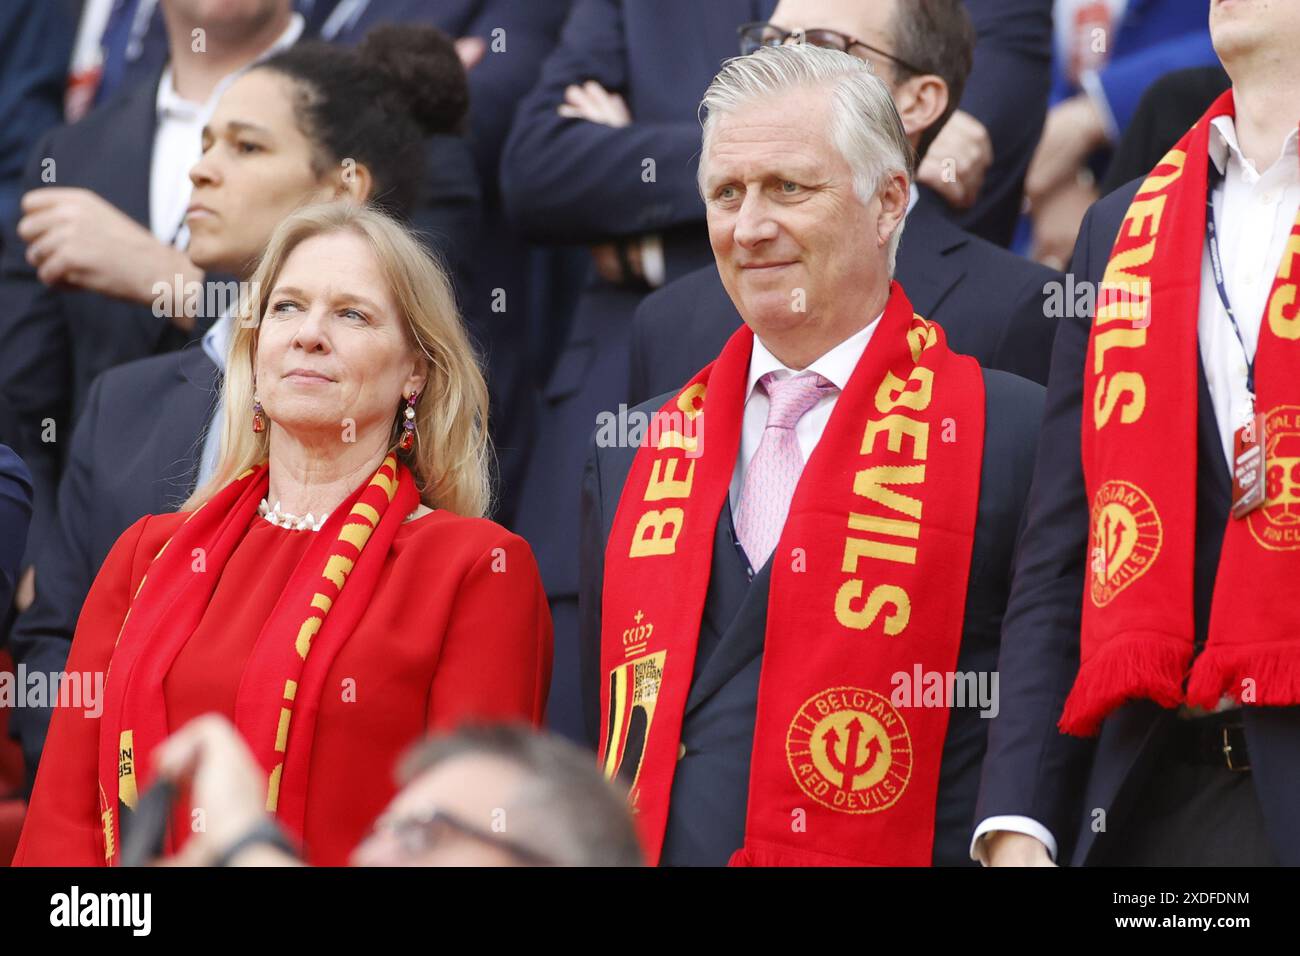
left=1101, top=65, right=1231, bottom=196
left=954, top=0, right=1053, bottom=247
left=6, top=344, right=218, bottom=784
left=333, top=0, right=571, bottom=524
left=975, top=180, right=1300, bottom=866
left=629, top=190, right=1061, bottom=406
left=0, top=73, right=204, bottom=565
left=506, top=0, right=763, bottom=587
left=0, top=445, right=33, bottom=624
left=579, top=363, right=1045, bottom=865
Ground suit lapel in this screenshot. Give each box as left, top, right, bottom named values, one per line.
left=685, top=501, right=770, bottom=714
left=114, top=70, right=163, bottom=229
left=1195, top=354, right=1233, bottom=503
left=895, top=189, right=967, bottom=319
left=152, top=347, right=220, bottom=511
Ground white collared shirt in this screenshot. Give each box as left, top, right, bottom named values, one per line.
left=971, top=112, right=1300, bottom=866
left=149, top=12, right=304, bottom=246
left=729, top=317, right=882, bottom=519
left=1201, top=115, right=1300, bottom=466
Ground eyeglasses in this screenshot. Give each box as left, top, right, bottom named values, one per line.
left=737, top=21, right=925, bottom=77
left=368, top=806, right=557, bottom=866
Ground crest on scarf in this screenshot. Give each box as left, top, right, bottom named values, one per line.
left=1089, top=480, right=1163, bottom=606
left=601, top=649, right=666, bottom=809
left=785, top=687, right=911, bottom=814
left=1249, top=405, right=1300, bottom=551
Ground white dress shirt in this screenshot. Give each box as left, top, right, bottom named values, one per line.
left=729, top=318, right=882, bottom=519
left=729, top=188, right=916, bottom=523
left=149, top=12, right=304, bottom=246
left=971, top=113, right=1300, bottom=865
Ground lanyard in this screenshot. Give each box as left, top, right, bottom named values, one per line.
left=1205, top=162, right=1257, bottom=400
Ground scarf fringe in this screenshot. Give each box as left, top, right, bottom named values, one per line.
left=1186, top=645, right=1300, bottom=709
left=1058, top=633, right=1191, bottom=736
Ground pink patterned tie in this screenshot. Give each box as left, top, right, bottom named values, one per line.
left=735, top=371, right=837, bottom=569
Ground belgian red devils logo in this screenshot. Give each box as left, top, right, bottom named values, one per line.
left=1249, top=405, right=1300, bottom=551
left=786, top=687, right=911, bottom=814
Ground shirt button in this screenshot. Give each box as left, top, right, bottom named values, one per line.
left=1260, top=191, right=1278, bottom=205
left=678, top=743, right=687, bottom=761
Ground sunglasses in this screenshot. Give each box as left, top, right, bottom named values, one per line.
left=737, top=21, right=925, bottom=76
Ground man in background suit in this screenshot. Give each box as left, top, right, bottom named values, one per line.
left=628, top=0, right=1060, bottom=406
left=0, top=0, right=302, bottom=578
left=580, top=45, right=1043, bottom=866
left=508, top=0, right=1055, bottom=744
left=977, top=0, right=1300, bottom=866
left=323, top=0, right=572, bottom=526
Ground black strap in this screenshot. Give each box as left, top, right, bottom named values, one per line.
left=1205, top=161, right=1257, bottom=399
left=211, top=817, right=300, bottom=867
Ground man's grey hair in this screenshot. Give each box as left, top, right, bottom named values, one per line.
left=399, top=723, right=644, bottom=867
left=698, top=43, right=916, bottom=273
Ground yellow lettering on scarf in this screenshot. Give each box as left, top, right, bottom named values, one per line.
left=1088, top=149, right=1185, bottom=430
left=310, top=593, right=332, bottom=613
left=843, top=511, right=920, bottom=567
left=627, top=385, right=704, bottom=557
left=861, top=415, right=929, bottom=460
left=853, top=465, right=925, bottom=520
left=295, top=615, right=322, bottom=659
left=834, top=581, right=910, bottom=634
left=1267, top=233, right=1300, bottom=340
left=1094, top=372, right=1147, bottom=427
left=1135, top=147, right=1186, bottom=196
left=841, top=533, right=916, bottom=567
left=874, top=367, right=934, bottom=413
left=644, top=458, right=695, bottom=501
left=629, top=509, right=685, bottom=557
left=676, top=382, right=706, bottom=420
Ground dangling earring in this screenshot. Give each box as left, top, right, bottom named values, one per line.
left=252, top=396, right=266, bottom=433
left=398, top=392, right=417, bottom=451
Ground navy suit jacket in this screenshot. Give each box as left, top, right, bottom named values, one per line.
left=975, top=180, right=1300, bottom=866
left=333, top=0, right=571, bottom=524
left=6, top=344, right=217, bottom=783
left=0, top=445, right=33, bottom=626
left=629, top=189, right=1061, bottom=406
left=579, top=355, right=1045, bottom=865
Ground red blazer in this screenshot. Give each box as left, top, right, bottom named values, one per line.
left=15, top=508, right=553, bottom=865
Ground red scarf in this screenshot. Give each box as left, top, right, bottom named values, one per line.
left=1061, top=92, right=1300, bottom=735
left=598, top=283, right=985, bottom=865
left=96, top=454, right=417, bottom=863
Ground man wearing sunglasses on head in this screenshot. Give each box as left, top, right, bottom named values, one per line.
left=628, top=0, right=1062, bottom=409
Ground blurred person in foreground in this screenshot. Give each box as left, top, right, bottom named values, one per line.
left=149, top=715, right=642, bottom=866
left=15, top=202, right=552, bottom=867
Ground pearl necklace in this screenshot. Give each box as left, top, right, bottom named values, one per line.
left=257, top=499, right=330, bottom=532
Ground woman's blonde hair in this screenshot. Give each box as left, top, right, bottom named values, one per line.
left=186, top=201, right=492, bottom=518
